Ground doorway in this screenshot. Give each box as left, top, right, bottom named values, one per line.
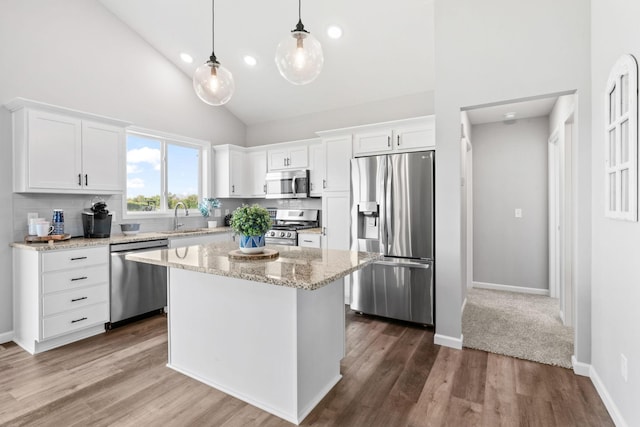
left=461, top=92, right=578, bottom=367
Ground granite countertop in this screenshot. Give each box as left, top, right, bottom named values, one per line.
left=10, top=227, right=233, bottom=251
left=297, top=227, right=322, bottom=235
left=127, top=241, right=381, bottom=291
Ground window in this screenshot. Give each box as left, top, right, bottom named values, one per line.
left=605, top=54, right=638, bottom=221
left=125, top=128, right=210, bottom=215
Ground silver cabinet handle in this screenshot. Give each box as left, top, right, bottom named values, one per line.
left=85, top=174, right=88, bottom=186
left=323, top=179, right=327, bottom=189
left=292, top=176, right=297, bottom=198
left=323, top=227, right=327, bottom=236
left=70, top=257, right=87, bottom=261
left=71, top=276, right=88, bottom=282
left=303, top=239, right=313, bottom=243
left=263, top=184, right=267, bottom=193
left=232, top=184, right=235, bottom=193
left=78, top=174, right=82, bottom=186
left=71, top=296, right=88, bottom=302
left=397, top=135, right=400, bottom=146
left=387, top=136, right=391, bottom=147
left=71, top=317, right=87, bottom=324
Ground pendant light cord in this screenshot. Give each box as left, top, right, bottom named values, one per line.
left=210, top=0, right=218, bottom=64
left=298, top=0, right=301, bottom=22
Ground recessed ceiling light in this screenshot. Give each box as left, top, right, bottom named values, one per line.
left=180, top=53, right=193, bottom=64
left=327, top=25, right=343, bottom=39
left=504, top=112, right=517, bottom=120
left=243, top=55, right=257, bottom=67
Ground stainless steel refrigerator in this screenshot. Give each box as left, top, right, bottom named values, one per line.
left=350, top=151, right=434, bottom=325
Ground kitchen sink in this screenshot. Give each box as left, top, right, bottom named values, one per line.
left=159, top=228, right=207, bottom=235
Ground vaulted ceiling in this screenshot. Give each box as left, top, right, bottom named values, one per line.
left=99, top=0, right=435, bottom=125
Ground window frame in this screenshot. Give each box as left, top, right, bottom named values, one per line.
left=123, top=126, right=211, bottom=219
left=605, top=54, right=638, bottom=221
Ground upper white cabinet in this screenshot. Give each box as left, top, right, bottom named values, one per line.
left=267, top=143, right=308, bottom=171
left=308, top=141, right=324, bottom=197
left=7, top=99, right=129, bottom=194
left=246, top=149, right=267, bottom=197
left=213, top=145, right=267, bottom=198
left=213, top=145, right=246, bottom=198
left=322, top=135, right=352, bottom=192
left=352, top=116, right=435, bottom=157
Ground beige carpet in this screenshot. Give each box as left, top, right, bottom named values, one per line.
left=462, top=288, right=574, bottom=368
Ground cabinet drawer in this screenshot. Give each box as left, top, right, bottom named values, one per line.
left=42, top=264, right=109, bottom=294
left=42, top=302, right=108, bottom=339
left=298, top=233, right=321, bottom=248
left=42, top=246, right=108, bottom=272
left=43, top=284, right=109, bottom=317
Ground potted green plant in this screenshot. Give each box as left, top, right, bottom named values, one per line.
left=229, top=204, right=273, bottom=253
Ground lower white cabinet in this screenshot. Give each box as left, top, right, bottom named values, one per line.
left=13, top=246, right=110, bottom=354
left=297, top=233, right=321, bottom=248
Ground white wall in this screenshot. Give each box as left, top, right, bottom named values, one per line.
left=591, top=0, right=640, bottom=425
left=0, top=0, right=247, bottom=338
left=434, top=0, right=591, bottom=355
left=245, top=91, right=434, bottom=145
left=472, top=117, right=549, bottom=290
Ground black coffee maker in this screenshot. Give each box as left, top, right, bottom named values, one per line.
left=82, top=201, right=113, bottom=238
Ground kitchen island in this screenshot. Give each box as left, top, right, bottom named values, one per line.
left=127, top=241, right=379, bottom=425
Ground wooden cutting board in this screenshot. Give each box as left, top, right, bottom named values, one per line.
left=24, top=234, right=72, bottom=243
left=228, top=248, right=279, bottom=260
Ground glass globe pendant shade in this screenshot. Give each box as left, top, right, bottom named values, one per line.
left=193, top=59, right=235, bottom=106
left=275, top=30, right=324, bottom=85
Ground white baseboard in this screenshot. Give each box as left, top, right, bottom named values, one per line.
left=434, top=333, right=463, bottom=350
left=590, top=365, right=628, bottom=427
left=0, top=330, right=13, bottom=344
left=472, top=281, right=550, bottom=296
left=571, top=355, right=590, bottom=377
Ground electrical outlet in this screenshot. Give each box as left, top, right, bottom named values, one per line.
left=224, top=209, right=230, bottom=215
left=515, top=208, right=522, bottom=218
left=621, top=354, right=628, bottom=382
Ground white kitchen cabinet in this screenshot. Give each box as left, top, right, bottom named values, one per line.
left=352, top=116, right=435, bottom=157
left=7, top=99, right=129, bottom=194
left=308, top=141, right=324, bottom=197
left=267, top=144, right=308, bottom=171
left=321, top=192, right=351, bottom=251
left=246, top=149, right=267, bottom=197
left=13, top=245, right=110, bottom=354
left=323, top=135, right=352, bottom=192
left=298, top=232, right=321, bottom=248
left=213, top=145, right=247, bottom=198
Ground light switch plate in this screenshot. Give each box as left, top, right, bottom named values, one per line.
left=515, top=208, right=522, bottom=218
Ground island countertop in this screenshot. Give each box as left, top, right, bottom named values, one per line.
left=126, top=241, right=381, bottom=291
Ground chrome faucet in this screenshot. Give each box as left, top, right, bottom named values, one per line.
left=174, top=202, right=189, bottom=230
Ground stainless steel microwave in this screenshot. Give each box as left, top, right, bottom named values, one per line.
left=265, top=170, right=310, bottom=199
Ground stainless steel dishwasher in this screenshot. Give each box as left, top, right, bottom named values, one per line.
left=109, top=239, right=168, bottom=328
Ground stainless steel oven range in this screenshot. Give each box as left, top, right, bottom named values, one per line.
left=265, top=209, right=319, bottom=246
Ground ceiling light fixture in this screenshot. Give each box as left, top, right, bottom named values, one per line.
left=192, top=0, right=235, bottom=106
left=243, top=55, right=257, bottom=67
left=327, top=25, right=343, bottom=39
left=180, top=53, right=193, bottom=63
left=275, top=0, right=324, bottom=85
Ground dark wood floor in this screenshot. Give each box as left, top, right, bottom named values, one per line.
left=0, top=312, right=613, bottom=426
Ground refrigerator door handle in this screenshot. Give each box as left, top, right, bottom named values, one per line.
left=379, top=156, right=388, bottom=253
left=384, top=157, right=393, bottom=254
left=374, top=259, right=432, bottom=269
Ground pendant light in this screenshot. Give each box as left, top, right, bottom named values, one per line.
left=275, top=0, right=324, bottom=85
left=193, top=0, right=235, bottom=106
